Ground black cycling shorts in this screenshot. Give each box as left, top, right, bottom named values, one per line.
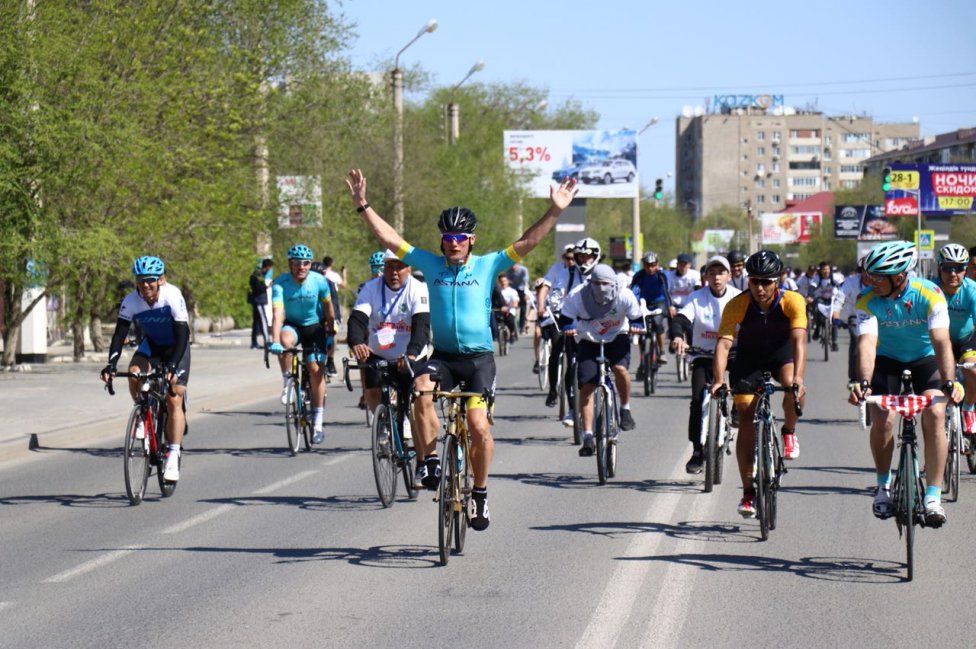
left=952, top=334, right=976, bottom=362
left=133, top=342, right=191, bottom=387
left=729, top=344, right=793, bottom=395
left=870, top=355, right=941, bottom=395
left=416, top=350, right=496, bottom=409
left=577, top=334, right=631, bottom=386
left=282, top=321, right=329, bottom=363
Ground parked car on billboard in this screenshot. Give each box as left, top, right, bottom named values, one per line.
left=579, top=159, right=636, bottom=184
left=551, top=164, right=582, bottom=182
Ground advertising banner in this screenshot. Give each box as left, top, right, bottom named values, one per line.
left=884, top=163, right=976, bottom=217
left=834, top=204, right=898, bottom=241
left=760, top=212, right=821, bottom=245
left=503, top=130, right=638, bottom=199
left=276, top=176, right=322, bottom=228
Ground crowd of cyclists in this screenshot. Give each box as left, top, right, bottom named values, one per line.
left=99, top=172, right=976, bottom=532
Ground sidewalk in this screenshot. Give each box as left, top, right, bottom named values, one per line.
left=0, top=329, right=289, bottom=465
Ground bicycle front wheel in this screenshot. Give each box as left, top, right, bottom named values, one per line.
left=123, top=406, right=150, bottom=505
left=538, top=339, right=551, bottom=391
left=437, top=436, right=459, bottom=566
left=704, top=398, right=719, bottom=493
left=285, top=380, right=301, bottom=455
left=594, top=388, right=608, bottom=485
left=895, top=440, right=918, bottom=581
left=641, top=338, right=652, bottom=397
left=301, top=390, right=313, bottom=451
left=371, top=404, right=398, bottom=507
left=454, top=440, right=470, bottom=553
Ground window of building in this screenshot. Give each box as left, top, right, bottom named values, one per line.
left=756, top=195, right=766, bottom=204
left=789, top=129, right=820, bottom=138
left=757, top=146, right=766, bottom=157
left=772, top=178, right=781, bottom=188
left=790, top=145, right=822, bottom=155
left=756, top=131, right=766, bottom=141
left=772, top=131, right=782, bottom=142
left=772, top=194, right=781, bottom=203
left=843, top=132, right=870, bottom=143
left=841, top=180, right=860, bottom=189
left=840, top=148, right=871, bottom=158
left=790, top=176, right=819, bottom=187
left=772, top=162, right=781, bottom=173
left=824, top=135, right=832, bottom=145
left=823, top=180, right=832, bottom=190
left=772, top=147, right=781, bottom=158
left=823, top=166, right=832, bottom=176
left=755, top=178, right=765, bottom=188
left=840, top=164, right=862, bottom=174
left=793, top=192, right=812, bottom=200
left=756, top=163, right=765, bottom=174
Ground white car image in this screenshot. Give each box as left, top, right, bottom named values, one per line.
left=579, top=159, right=636, bottom=184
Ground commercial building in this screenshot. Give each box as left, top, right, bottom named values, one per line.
left=676, top=101, right=919, bottom=219
left=862, top=127, right=976, bottom=174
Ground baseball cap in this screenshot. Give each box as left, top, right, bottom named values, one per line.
left=704, top=255, right=731, bottom=272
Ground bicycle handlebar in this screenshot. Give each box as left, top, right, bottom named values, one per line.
left=343, top=355, right=415, bottom=392
left=105, top=369, right=176, bottom=398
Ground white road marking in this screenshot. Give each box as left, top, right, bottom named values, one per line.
left=253, top=469, right=318, bottom=495
left=574, top=462, right=690, bottom=649
left=162, top=504, right=237, bottom=534
left=0, top=601, right=15, bottom=611
left=44, top=545, right=146, bottom=583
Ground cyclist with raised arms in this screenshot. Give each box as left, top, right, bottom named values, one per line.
left=931, top=243, right=976, bottom=449
left=348, top=250, right=430, bottom=428
left=100, top=256, right=190, bottom=483
left=346, top=168, right=579, bottom=530
left=709, top=250, right=807, bottom=518
left=848, top=241, right=963, bottom=526
left=269, top=244, right=335, bottom=444
left=560, top=263, right=644, bottom=455
left=669, top=255, right=741, bottom=473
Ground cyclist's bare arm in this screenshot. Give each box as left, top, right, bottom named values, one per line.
left=511, top=179, right=578, bottom=258
left=710, top=337, right=733, bottom=394
left=346, top=169, right=404, bottom=252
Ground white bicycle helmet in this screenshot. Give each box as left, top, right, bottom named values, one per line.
left=938, top=243, right=969, bottom=266
left=574, top=237, right=602, bottom=273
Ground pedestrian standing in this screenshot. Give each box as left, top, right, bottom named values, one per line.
left=249, top=258, right=274, bottom=349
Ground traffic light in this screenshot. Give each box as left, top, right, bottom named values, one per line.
left=654, top=178, right=664, bottom=201
left=882, top=166, right=892, bottom=192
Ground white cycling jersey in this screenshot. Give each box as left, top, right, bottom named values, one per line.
left=352, top=275, right=429, bottom=360
left=675, top=284, right=741, bottom=358
left=667, top=268, right=701, bottom=307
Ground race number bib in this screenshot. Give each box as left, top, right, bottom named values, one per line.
left=376, top=324, right=396, bottom=350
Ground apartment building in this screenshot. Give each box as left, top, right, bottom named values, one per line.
left=676, top=105, right=918, bottom=218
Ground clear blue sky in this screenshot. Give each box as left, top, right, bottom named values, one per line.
left=339, top=0, right=976, bottom=194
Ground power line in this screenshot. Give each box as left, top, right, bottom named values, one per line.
left=550, top=82, right=976, bottom=101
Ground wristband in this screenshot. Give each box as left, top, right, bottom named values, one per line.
left=356, top=203, right=370, bottom=214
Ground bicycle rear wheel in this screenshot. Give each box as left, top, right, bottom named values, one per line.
left=641, top=337, right=651, bottom=396
left=301, top=389, right=313, bottom=451
left=768, top=434, right=782, bottom=531
left=437, top=435, right=459, bottom=566
left=895, top=441, right=917, bottom=581
left=570, top=360, right=582, bottom=445
left=156, top=410, right=177, bottom=498
left=123, top=406, right=151, bottom=505
left=594, top=388, right=608, bottom=485
left=649, top=343, right=659, bottom=395
left=755, top=422, right=770, bottom=541
left=945, top=407, right=960, bottom=502
left=371, top=404, right=398, bottom=507
left=285, top=380, right=301, bottom=455
left=454, top=440, right=469, bottom=553
left=399, top=412, right=418, bottom=501
left=968, top=431, right=976, bottom=474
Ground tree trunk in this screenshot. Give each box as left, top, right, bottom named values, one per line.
left=72, top=320, right=85, bottom=361
left=90, top=314, right=105, bottom=353
left=2, top=322, right=20, bottom=367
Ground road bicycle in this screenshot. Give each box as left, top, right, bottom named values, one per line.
left=860, top=372, right=945, bottom=582
left=955, top=362, right=976, bottom=476
left=637, top=304, right=664, bottom=396
left=749, top=371, right=802, bottom=541
left=578, top=333, right=622, bottom=485
left=283, top=346, right=314, bottom=455
left=560, top=335, right=582, bottom=445
left=343, top=357, right=418, bottom=507
left=416, top=384, right=491, bottom=566
left=685, top=346, right=735, bottom=493
left=106, top=368, right=179, bottom=505
left=813, top=300, right=831, bottom=362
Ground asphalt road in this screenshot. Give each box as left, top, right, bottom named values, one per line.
left=2, top=341, right=975, bottom=649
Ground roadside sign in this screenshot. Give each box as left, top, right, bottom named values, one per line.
left=915, top=229, right=935, bottom=251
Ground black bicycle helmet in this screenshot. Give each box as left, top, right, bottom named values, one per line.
left=727, top=250, right=746, bottom=265
left=745, top=250, right=784, bottom=279
left=437, top=207, right=477, bottom=234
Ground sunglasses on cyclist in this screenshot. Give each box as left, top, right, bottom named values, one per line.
left=442, top=233, right=472, bottom=244
left=940, top=264, right=967, bottom=274
left=749, top=277, right=776, bottom=287
left=290, top=260, right=311, bottom=267
left=136, top=276, right=159, bottom=285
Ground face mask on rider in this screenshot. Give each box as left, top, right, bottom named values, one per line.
left=590, top=281, right=616, bottom=305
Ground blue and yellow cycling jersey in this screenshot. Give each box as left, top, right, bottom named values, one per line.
left=398, top=242, right=518, bottom=354
left=271, top=272, right=332, bottom=327
left=933, top=276, right=976, bottom=343
left=855, top=277, right=949, bottom=362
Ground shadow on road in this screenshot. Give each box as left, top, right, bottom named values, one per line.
left=530, top=519, right=755, bottom=544
left=200, top=493, right=386, bottom=512
left=172, top=543, right=440, bottom=569
left=493, top=471, right=702, bottom=493
left=625, top=552, right=904, bottom=583
left=0, top=492, right=149, bottom=508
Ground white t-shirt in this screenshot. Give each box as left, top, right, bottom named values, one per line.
left=353, top=276, right=429, bottom=360
left=675, top=285, right=741, bottom=357
left=500, top=286, right=520, bottom=308
left=324, top=268, right=344, bottom=287
left=668, top=268, right=702, bottom=307
left=561, top=284, right=643, bottom=342
left=836, top=273, right=866, bottom=321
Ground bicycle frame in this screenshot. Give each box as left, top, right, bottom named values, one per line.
left=110, top=369, right=175, bottom=504
left=750, top=371, right=801, bottom=541
left=285, top=347, right=313, bottom=454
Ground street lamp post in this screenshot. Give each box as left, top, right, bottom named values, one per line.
left=632, top=117, right=658, bottom=267
left=446, top=60, right=485, bottom=145
left=392, top=19, right=437, bottom=233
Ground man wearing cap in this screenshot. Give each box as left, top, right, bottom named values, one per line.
left=347, top=250, right=431, bottom=425
left=560, top=264, right=645, bottom=455
left=669, top=255, right=741, bottom=473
